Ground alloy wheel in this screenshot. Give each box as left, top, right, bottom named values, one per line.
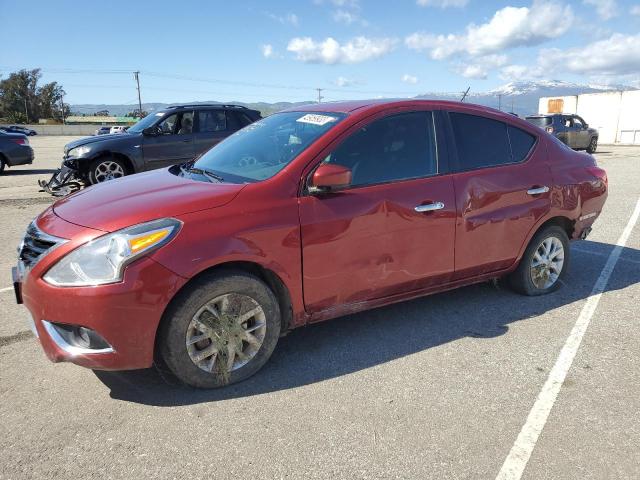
left=94, top=161, right=125, bottom=182
left=530, top=236, right=565, bottom=289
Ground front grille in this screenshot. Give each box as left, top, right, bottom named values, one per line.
left=18, top=222, right=65, bottom=269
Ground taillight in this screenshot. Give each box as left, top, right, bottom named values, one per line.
left=11, top=137, right=28, bottom=145
left=546, top=126, right=554, bottom=133
left=586, top=166, right=607, bottom=186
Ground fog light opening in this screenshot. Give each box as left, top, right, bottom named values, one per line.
left=42, top=321, right=113, bottom=355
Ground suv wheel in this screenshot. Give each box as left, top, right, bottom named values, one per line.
left=158, top=271, right=281, bottom=388
left=88, top=157, right=127, bottom=184
left=587, top=137, right=598, bottom=154
left=508, top=225, right=570, bottom=296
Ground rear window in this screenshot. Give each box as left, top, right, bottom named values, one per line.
left=525, top=116, right=552, bottom=128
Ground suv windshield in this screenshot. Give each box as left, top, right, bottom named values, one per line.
left=192, top=111, right=346, bottom=182
left=127, top=111, right=167, bottom=133
left=525, top=116, right=552, bottom=128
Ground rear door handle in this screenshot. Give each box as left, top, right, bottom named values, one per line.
left=527, top=186, right=549, bottom=195
left=415, top=201, right=445, bottom=213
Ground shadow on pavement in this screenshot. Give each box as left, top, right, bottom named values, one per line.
left=95, top=240, right=640, bottom=406
left=4, top=168, right=57, bottom=176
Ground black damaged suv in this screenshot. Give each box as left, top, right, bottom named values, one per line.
left=49, top=104, right=261, bottom=187
left=525, top=114, right=598, bottom=153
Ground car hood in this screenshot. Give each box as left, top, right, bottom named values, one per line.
left=53, top=169, right=246, bottom=232
left=65, top=132, right=139, bottom=151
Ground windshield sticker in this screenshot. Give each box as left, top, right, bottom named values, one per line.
left=296, top=114, right=337, bottom=126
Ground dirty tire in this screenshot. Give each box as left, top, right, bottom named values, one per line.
left=158, top=271, right=281, bottom=389
left=586, top=136, right=598, bottom=154
left=508, top=225, right=570, bottom=296
left=87, top=156, right=127, bottom=185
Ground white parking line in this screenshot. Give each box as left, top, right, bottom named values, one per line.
left=0, top=286, right=13, bottom=293
left=496, top=198, right=640, bottom=480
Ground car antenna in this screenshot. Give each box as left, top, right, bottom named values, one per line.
left=460, top=87, right=470, bottom=102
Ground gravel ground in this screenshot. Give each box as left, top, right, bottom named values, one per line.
left=0, top=137, right=638, bottom=479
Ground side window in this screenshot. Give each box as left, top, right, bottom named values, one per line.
left=324, top=111, right=437, bottom=187
left=177, top=111, right=193, bottom=135
left=238, top=112, right=255, bottom=127
left=226, top=111, right=242, bottom=131
left=449, top=112, right=511, bottom=170
left=157, top=113, right=179, bottom=135
left=508, top=126, right=536, bottom=163
left=572, top=116, right=583, bottom=128
left=197, top=110, right=226, bottom=133
left=563, top=116, right=572, bottom=128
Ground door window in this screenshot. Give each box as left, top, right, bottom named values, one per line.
left=323, top=111, right=437, bottom=187
left=572, top=117, right=583, bottom=128
left=449, top=112, right=512, bottom=170
left=177, top=111, right=194, bottom=134
left=508, top=126, right=536, bottom=162
left=157, top=113, right=179, bottom=135
left=197, top=110, right=226, bottom=133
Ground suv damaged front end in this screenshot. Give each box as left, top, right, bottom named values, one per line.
left=38, top=158, right=86, bottom=196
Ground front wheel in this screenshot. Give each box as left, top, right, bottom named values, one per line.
left=158, top=271, right=281, bottom=388
left=88, top=157, right=127, bottom=185
left=586, top=136, right=598, bottom=154
left=508, top=225, right=570, bottom=296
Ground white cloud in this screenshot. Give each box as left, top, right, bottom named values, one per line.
left=261, top=44, right=275, bottom=59
left=416, top=0, right=468, bottom=7
left=500, top=32, right=640, bottom=81
left=631, top=5, right=640, bottom=15
left=287, top=36, right=397, bottom=64
left=583, top=0, right=618, bottom=20
left=456, top=54, right=508, bottom=79
left=334, top=76, right=359, bottom=87
left=401, top=74, right=419, bottom=84
left=538, top=33, right=640, bottom=76
left=266, top=12, right=299, bottom=26
left=406, top=1, right=573, bottom=59
left=332, top=9, right=368, bottom=25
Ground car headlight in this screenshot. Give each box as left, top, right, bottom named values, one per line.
left=67, top=145, right=91, bottom=158
left=43, top=218, right=182, bottom=287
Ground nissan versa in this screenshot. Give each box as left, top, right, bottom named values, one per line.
left=14, top=100, right=608, bottom=388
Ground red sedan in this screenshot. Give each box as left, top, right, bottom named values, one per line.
left=13, top=100, right=607, bottom=388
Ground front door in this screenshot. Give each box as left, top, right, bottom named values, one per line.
left=142, top=111, right=195, bottom=169
left=299, top=110, right=456, bottom=314
left=193, top=110, right=229, bottom=155
left=446, top=111, right=552, bottom=279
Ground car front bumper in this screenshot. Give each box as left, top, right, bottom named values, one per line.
left=18, top=256, right=187, bottom=370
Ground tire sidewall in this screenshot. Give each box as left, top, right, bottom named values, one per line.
left=159, top=272, right=281, bottom=389
left=514, top=226, right=570, bottom=296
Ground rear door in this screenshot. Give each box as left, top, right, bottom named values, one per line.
left=299, top=109, right=456, bottom=314
left=193, top=109, right=228, bottom=155
left=446, top=111, right=551, bottom=279
left=142, top=111, right=195, bottom=169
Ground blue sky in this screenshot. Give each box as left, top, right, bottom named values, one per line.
left=1, top=0, right=639, bottom=105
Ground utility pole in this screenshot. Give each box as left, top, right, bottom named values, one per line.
left=460, top=87, right=470, bottom=102
left=24, top=98, right=29, bottom=123
left=498, top=94, right=502, bottom=111
left=60, top=92, right=66, bottom=125
left=134, top=71, right=143, bottom=116
left=316, top=88, right=323, bottom=103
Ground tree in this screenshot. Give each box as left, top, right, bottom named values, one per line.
left=0, top=68, right=69, bottom=123
left=126, top=110, right=148, bottom=118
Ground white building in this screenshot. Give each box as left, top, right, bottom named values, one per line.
left=538, top=90, right=640, bottom=145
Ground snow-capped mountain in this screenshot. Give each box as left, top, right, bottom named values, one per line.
left=417, top=80, right=636, bottom=116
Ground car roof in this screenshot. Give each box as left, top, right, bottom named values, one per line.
left=280, top=98, right=519, bottom=118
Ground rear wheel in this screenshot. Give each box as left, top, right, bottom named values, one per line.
left=88, top=156, right=127, bottom=184
left=508, top=225, right=570, bottom=296
left=587, top=136, right=598, bottom=154
left=158, top=271, right=281, bottom=388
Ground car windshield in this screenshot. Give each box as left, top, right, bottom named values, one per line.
left=127, top=111, right=167, bottom=133
left=525, top=116, right=552, bottom=128
left=192, top=111, right=346, bottom=183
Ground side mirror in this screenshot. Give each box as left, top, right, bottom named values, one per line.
left=142, top=126, right=159, bottom=136
left=309, top=164, right=352, bottom=193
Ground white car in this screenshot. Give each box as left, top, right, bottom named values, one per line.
left=109, top=126, right=128, bottom=134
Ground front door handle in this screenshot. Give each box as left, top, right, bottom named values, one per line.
left=415, top=201, right=445, bottom=213
left=527, top=186, right=549, bottom=195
